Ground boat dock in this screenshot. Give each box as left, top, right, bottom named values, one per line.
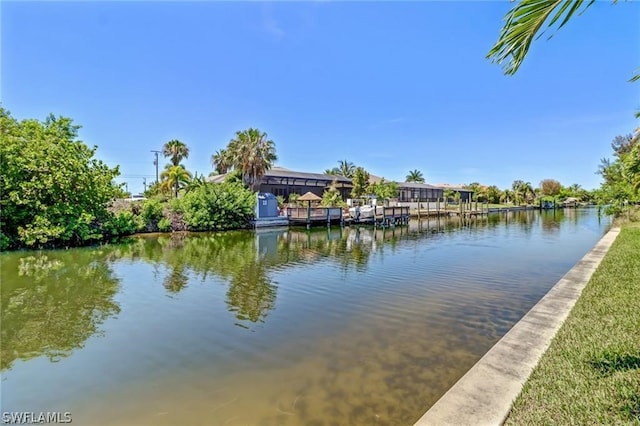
left=287, top=207, right=344, bottom=228
left=345, top=206, right=410, bottom=227
left=408, top=203, right=490, bottom=219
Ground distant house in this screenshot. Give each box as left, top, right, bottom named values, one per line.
left=370, top=174, right=473, bottom=202
left=208, top=167, right=472, bottom=202
left=430, top=183, right=474, bottom=202
left=207, top=167, right=352, bottom=200
left=562, top=197, right=580, bottom=208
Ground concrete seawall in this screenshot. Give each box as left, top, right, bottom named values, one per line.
left=414, top=227, right=621, bottom=426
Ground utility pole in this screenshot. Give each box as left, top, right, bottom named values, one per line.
left=143, top=177, right=147, bottom=192
left=151, top=150, right=161, bottom=184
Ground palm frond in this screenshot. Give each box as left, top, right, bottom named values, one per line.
left=487, top=0, right=595, bottom=75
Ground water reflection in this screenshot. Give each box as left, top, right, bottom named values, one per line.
left=0, top=209, right=611, bottom=425
left=111, top=211, right=585, bottom=329
left=111, top=227, right=418, bottom=327
left=0, top=250, right=121, bottom=371
left=541, top=209, right=564, bottom=233
left=0, top=210, right=599, bottom=372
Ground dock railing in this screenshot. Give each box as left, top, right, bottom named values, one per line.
left=287, top=207, right=343, bottom=227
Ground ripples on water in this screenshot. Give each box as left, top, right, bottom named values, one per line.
left=0, top=209, right=611, bottom=425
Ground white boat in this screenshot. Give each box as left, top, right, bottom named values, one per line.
left=348, top=205, right=383, bottom=220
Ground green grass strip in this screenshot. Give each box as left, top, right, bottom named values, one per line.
left=505, top=225, right=640, bottom=425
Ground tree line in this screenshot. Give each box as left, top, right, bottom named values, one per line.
left=0, top=108, right=278, bottom=250
left=2, top=105, right=637, bottom=251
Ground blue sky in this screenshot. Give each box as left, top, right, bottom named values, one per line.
left=2, top=1, right=639, bottom=195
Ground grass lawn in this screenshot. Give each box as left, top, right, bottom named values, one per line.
left=505, top=223, right=640, bottom=425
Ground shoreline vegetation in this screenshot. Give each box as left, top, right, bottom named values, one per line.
left=505, top=212, right=640, bottom=425
left=1, top=107, right=638, bottom=251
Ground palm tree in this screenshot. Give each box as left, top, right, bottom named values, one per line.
left=511, top=180, right=524, bottom=205
left=325, top=160, right=356, bottom=178
left=337, top=160, right=356, bottom=178
left=405, top=169, right=425, bottom=183
left=211, top=149, right=230, bottom=174
left=163, top=139, right=189, bottom=167
left=501, top=189, right=513, bottom=204
left=226, top=128, right=277, bottom=191
left=521, top=181, right=535, bottom=204
left=185, top=172, right=207, bottom=193
left=465, top=182, right=482, bottom=201
left=511, top=180, right=535, bottom=205
left=488, top=0, right=637, bottom=116
left=488, top=0, right=599, bottom=76
left=569, top=183, right=582, bottom=193
left=161, top=164, right=192, bottom=198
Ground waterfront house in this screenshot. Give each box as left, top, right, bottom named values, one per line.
left=207, top=167, right=352, bottom=200
left=208, top=167, right=472, bottom=203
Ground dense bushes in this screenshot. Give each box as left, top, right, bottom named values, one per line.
left=181, top=181, right=255, bottom=230
left=105, top=181, right=255, bottom=238
left=1, top=108, right=258, bottom=251
left=105, top=210, right=139, bottom=237
left=0, top=108, right=121, bottom=250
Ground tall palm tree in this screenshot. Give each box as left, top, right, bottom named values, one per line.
left=226, top=128, right=277, bottom=191
left=163, top=139, right=189, bottom=167
left=161, top=164, right=192, bottom=198
left=405, top=169, right=425, bottom=183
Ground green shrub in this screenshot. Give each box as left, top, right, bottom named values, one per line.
left=181, top=181, right=254, bottom=231
left=0, top=108, right=120, bottom=249
left=107, top=210, right=140, bottom=236
left=157, top=217, right=172, bottom=233
left=0, top=232, right=11, bottom=251
left=139, top=198, right=165, bottom=231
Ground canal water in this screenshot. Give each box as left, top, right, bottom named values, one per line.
left=1, top=209, right=610, bottom=425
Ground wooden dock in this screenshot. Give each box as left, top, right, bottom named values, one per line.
left=408, top=202, right=490, bottom=219
left=287, top=207, right=344, bottom=228
left=346, top=206, right=410, bottom=227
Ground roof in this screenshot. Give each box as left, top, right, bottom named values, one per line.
left=298, top=191, right=323, bottom=202
left=265, top=167, right=351, bottom=183
left=398, top=182, right=438, bottom=189
left=368, top=172, right=471, bottom=192
left=368, top=174, right=384, bottom=184
left=207, top=167, right=472, bottom=192
left=207, top=167, right=352, bottom=185
left=207, top=174, right=227, bottom=183
left=432, top=183, right=473, bottom=192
